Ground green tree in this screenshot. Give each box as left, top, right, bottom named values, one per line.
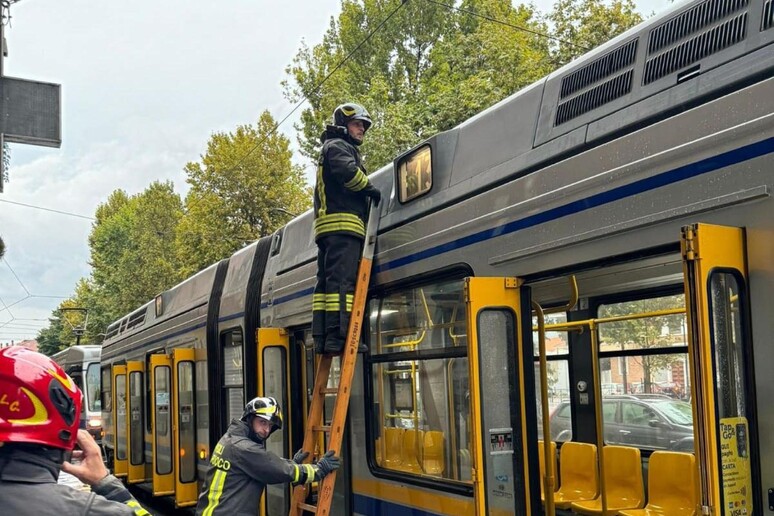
left=549, top=0, right=643, bottom=65
left=88, top=181, right=183, bottom=321
left=285, top=0, right=553, bottom=170
left=176, top=110, right=311, bottom=277
left=36, top=310, right=67, bottom=356
left=599, top=294, right=685, bottom=394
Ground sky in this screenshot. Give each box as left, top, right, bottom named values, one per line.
left=0, top=0, right=673, bottom=344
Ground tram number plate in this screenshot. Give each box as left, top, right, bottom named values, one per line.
left=489, top=428, right=514, bottom=455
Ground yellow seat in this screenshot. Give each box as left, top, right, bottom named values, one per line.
left=422, top=430, right=445, bottom=476
left=382, top=427, right=404, bottom=468
left=619, top=451, right=698, bottom=516
left=538, top=440, right=558, bottom=501
left=571, top=445, right=645, bottom=515
left=553, top=442, right=598, bottom=509
left=399, top=429, right=423, bottom=473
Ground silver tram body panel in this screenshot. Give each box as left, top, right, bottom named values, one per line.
left=101, top=0, right=774, bottom=509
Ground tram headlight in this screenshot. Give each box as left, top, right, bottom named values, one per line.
left=87, top=417, right=102, bottom=428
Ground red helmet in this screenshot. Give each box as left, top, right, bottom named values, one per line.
left=0, top=346, right=83, bottom=450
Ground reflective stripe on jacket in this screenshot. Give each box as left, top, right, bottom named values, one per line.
left=195, top=419, right=313, bottom=516
left=313, top=131, right=373, bottom=241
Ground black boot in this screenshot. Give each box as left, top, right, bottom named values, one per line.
left=323, top=335, right=345, bottom=355
left=357, top=342, right=369, bottom=354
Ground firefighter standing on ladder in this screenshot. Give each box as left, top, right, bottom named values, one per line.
left=195, top=397, right=340, bottom=515
left=313, top=103, right=381, bottom=355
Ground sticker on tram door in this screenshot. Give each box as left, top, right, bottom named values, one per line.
left=489, top=428, right=513, bottom=455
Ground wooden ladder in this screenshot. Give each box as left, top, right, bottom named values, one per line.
left=289, top=202, right=379, bottom=516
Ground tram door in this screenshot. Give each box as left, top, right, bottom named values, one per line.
left=126, top=361, right=145, bottom=483
left=150, top=353, right=175, bottom=496
left=682, top=223, right=758, bottom=515
left=172, top=348, right=198, bottom=507
left=464, top=277, right=536, bottom=516
left=112, top=364, right=128, bottom=478
left=256, top=328, right=291, bottom=516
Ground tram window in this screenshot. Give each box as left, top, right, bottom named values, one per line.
left=397, top=145, right=432, bottom=203
left=116, top=373, right=127, bottom=461
left=708, top=272, right=754, bottom=490
left=368, top=278, right=471, bottom=484
left=101, top=366, right=112, bottom=413
left=129, top=371, right=144, bottom=466
left=177, top=360, right=196, bottom=484
left=101, top=366, right=113, bottom=448
left=371, top=279, right=466, bottom=354
left=154, top=365, right=173, bottom=475
left=596, top=292, right=693, bottom=451
left=222, top=330, right=244, bottom=422
left=86, top=363, right=101, bottom=412
left=534, top=360, right=572, bottom=442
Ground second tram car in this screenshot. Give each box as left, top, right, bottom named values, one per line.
left=100, top=0, right=774, bottom=513
left=51, top=344, right=103, bottom=441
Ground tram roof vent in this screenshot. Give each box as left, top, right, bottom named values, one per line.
left=643, top=0, right=749, bottom=84
left=126, top=307, right=146, bottom=330
left=105, top=322, right=120, bottom=340
left=554, top=39, right=638, bottom=126
left=763, top=0, right=773, bottom=30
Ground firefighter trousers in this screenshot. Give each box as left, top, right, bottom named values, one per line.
left=312, top=234, right=363, bottom=351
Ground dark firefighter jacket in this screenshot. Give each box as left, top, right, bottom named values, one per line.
left=195, top=419, right=316, bottom=516
left=313, top=127, right=375, bottom=241
left=0, top=446, right=148, bottom=515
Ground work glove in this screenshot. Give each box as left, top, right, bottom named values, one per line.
left=362, top=184, right=381, bottom=205
left=314, top=450, right=341, bottom=480
left=292, top=449, right=310, bottom=464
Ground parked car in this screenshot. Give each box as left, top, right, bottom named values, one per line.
left=545, top=395, right=694, bottom=451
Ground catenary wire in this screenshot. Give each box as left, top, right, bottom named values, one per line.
left=424, top=0, right=589, bottom=50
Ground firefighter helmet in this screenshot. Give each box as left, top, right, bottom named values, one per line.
left=333, top=103, right=372, bottom=133
left=241, top=396, right=283, bottom=434
left=0, top=346, right=82, bottom=450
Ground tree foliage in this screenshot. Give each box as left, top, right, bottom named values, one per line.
left=284, top=0, right=642, bottom=171
left=176, top=110, right=311, bottom=277
left=549, top=0, right=642, bottom=64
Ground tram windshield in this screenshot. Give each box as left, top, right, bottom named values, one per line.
left=86, top=363, right=102, bottom=412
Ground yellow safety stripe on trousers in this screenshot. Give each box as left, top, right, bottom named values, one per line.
left=202, top=469, right=228, bottom=516
left=344, top=169, right=368, bottom=192
left=346, top=293, right=354, bottom=313
left=325, top=293, right=340, bottom=312
left=313, top=293, right=326, bottom=310
left=314, top=213, right=365, bottom=238
left=126, top=500, right=150, bottom=516
left=316, top=164, right=327, bottom=217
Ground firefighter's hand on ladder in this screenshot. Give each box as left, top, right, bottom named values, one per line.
left=314, top=450, right=341, bottom=480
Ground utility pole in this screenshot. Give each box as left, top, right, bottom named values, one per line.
left=60, top=307, right=88, bottom=346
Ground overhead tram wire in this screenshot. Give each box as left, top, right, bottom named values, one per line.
left=423, top=0, right=589, bottom=51
left=0, top=199, right=95, bottom=221
left=221, top=0, right=411, bottom=177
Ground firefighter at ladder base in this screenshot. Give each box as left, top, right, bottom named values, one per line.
left=0, top=346, right=150, bottom=515
left=195, top=397, right=340, bottom=515
left=313, top=102, right=382, bottom=355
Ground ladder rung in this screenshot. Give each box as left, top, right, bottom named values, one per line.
left=320, top=387, right=338, bottom=395
left=298, top=502, right=318, bottom=512
left=313, top=425, right=331, bottom=433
